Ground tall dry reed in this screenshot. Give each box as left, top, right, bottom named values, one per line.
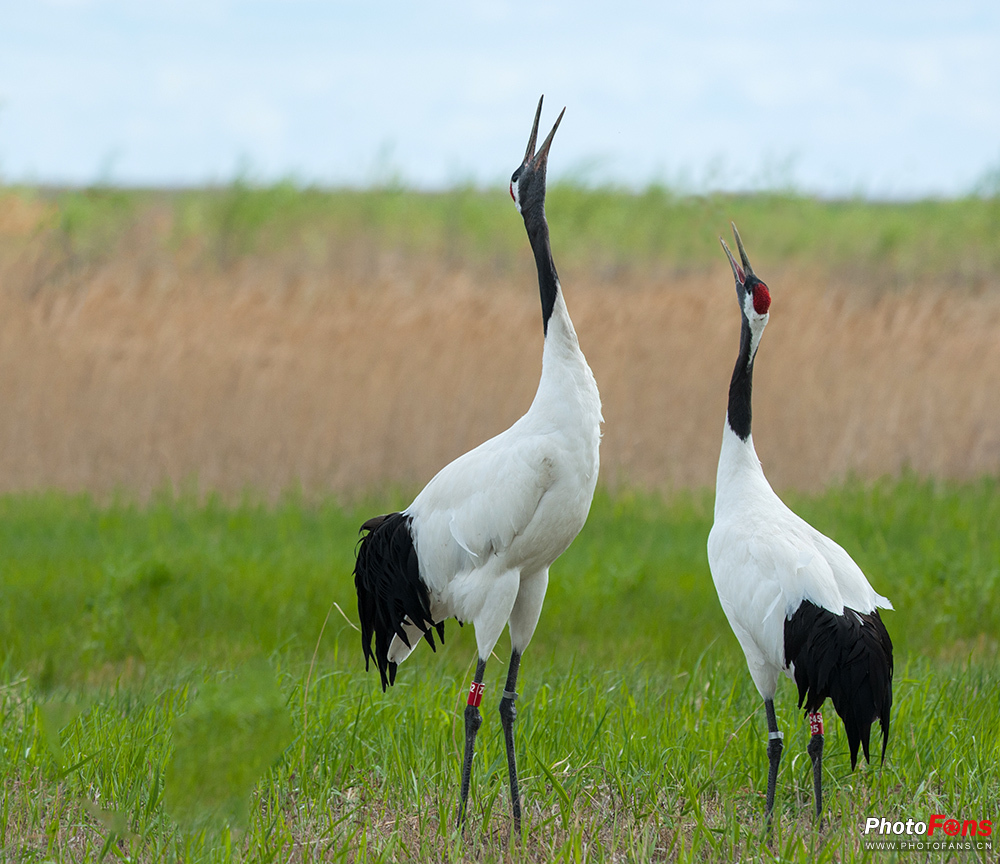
left=1, top=189, right=999, bottom=498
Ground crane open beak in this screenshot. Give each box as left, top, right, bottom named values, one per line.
left=522, top=96, right=565, bottom=172
left=720, top=222, right=755, bottom=286
left=522, top=97, right=544, bottom=165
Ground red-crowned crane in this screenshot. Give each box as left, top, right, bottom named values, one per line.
left=353, top=97, right=601, bottom=831
left=707, top=224, right=893, bottom=825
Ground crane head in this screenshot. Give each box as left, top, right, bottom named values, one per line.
left=720, top=222, right=771, bottom=323
left=510, top=96, right=564, bottom=219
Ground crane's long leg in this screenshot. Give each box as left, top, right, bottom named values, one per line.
left=498, top=649, right=522, bottom=830
left=764, top=698, right=783, bottom=828
left=807, top=710, right=824, bottom=824
left=457, top=657, right=488, bottom=830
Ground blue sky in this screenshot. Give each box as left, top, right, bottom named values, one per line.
left=1, top=0, right=998, bottom=196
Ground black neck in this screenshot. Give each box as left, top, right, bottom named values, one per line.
left=523, top=208, right=558, bottom=335
left=727, top=315, right=755, bottom=440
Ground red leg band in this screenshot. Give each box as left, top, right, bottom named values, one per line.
left=808, top=711, right=824, bottom=736
left=468, top=682, right=485, bottom=708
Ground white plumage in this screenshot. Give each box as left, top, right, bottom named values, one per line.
left=354, top=97, right=601, bottom=830
left=389, top=288, right=601, bottom=666
left=707, top=224, right=893, bottom=824
left=709, top=428, right=892, bottom=700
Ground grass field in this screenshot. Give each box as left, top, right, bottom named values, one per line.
left=4, top=182, right=1000, bottom=281
left=0, top=480, right=998, bottom=862
left=0, top=183, right=998, bottom=860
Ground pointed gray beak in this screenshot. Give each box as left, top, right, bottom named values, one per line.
left=731, top=223, right=755, bottom=279
left=720, top=237, right=745, bottom=285
left=521, top=96, right=565, bottom=171
left=522, top=96, right=544, bottom=164
left=720, top=222, right=755, bottom=285
left=532, top=107, right=565, bottom=171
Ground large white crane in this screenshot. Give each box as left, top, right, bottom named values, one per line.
left=707, top=224, right=893, bottom=824
left=354, top=97, right=602, bottom=831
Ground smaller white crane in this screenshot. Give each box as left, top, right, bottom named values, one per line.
left=354, top=97, right=602, bottom=831
left=707, top=224, right=894, bottom=824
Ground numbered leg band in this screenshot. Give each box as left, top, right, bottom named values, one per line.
left=467, top=682, right=485, bottom=708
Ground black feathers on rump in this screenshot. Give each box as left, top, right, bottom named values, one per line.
left=784, top=600, right=893, bottom=769
left=354, top=512, right=445, bottom=691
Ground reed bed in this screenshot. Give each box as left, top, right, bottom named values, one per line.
left=1, top=184, right=999, bottom=497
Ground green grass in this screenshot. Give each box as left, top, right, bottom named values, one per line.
left=0, top=479, right=998, bottom=861
left=6, top=181, right=1000, bottom=284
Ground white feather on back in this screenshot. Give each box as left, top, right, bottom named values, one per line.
left=709, top=426, right=891, bottom=697
left=407, top=433, right=555, bottom=586
left=387, top=291, right=601, bottom=663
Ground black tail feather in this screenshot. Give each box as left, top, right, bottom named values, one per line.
left=784, top=601, right=893, bottom=769
left=353, top=512, right=443, bottom=691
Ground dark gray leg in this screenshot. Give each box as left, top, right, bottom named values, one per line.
left=807, top=711, right=825, bottom=823
left=457, top=657, right=488, bottom=830
left=498, top=649, right=522, bottom=830
left=764, top=698, right=783, bottom=828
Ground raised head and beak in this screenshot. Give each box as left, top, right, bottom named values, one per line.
left=510, top=96, right=565, bottom=216
left=720, top=223, right=770, bottom=320
left=720, top=225, right=771, bottom=438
